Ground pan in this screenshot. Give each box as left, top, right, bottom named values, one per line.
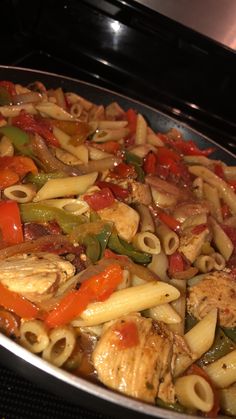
left=0, top=65, right=234, bottom=419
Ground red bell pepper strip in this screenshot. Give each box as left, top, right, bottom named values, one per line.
left=126, top=108, right=137, bottom=136
left=186, top=364, right=220, bottom=418
left=0, top=168, right=19, bottom=189
left=12, top=110, right=59, bottom=147
left=158, top=211, right=180, bottom=232
left=157, top=147, right=181, bottom=166
left=0, top=81, right=16, bottom=96
left=93, top=140, right=121, bottom=154
left=96, top=181, right=129, bottom=200
left=143, top=152, right=158, bottom=175
left=168, top=252, right=185, bottom=277
left=113, top=162, right=136, bottom=178
left=0, top=283, right=38, bottom=319
left=174, top=139, right=215, bottom=156
left=84, top=187, right=115, bottom=211
left=214, top=163, right=225, bottom=179
left=191, top=224, right=207, bottom=235
left=45, top=264, right=123, bottom=328
left=0, top=201, right=23, bottom=244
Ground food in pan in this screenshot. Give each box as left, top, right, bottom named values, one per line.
left=0, top=79, right=236, bottom=417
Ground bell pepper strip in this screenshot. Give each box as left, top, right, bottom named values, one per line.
left=95, top=223, right=113, bottom=257
left=158, top=212, right=181, bottom=232
left=0, top=156, right=38, bottom=176
left=191, top=224, right=208, bottom=235
left=0, top=81, right=16, bottom=96
left=51, top=120, right=90, bottom=145
left=198, top=327, right=235, bottom=367
left=143, top=152, right=158, bottom=175
left=96, top=181, right=129, bottom=200
left=113, top=162, right=137, bottom=178
left=45, top=264, right=123, bottom=328
left=0, top=282, right=38, bottom=319
left=0, top=168, right=19, bottom=189
left=222, top=327, right=236, bottom=343
left=25, top=171, right=66, bottom=188
left=20, top=203, right=87, bottom=234
left=173, top=139, right=215, bottom=156
left=12, top=110, right=59, bottom=147
left=83, top=234, right=101, bottom=263
left=113, top=321, right=139, bottom=349
left=168, top=252, right=185, bottom=277
left=125, top=108, right=137, bottom=136
left=93, top=140, right=120, bottom=154
left=84, top=187, right=115, bottom=211
left=157, top=147, right=181, bottom=165
left=124, top=151, right=143, bottom=166
left=0, top=201, right=23, bottom=244
left=108, top=233, right=151, bottom=264
left=186, top=364, right=220, bottom=418
left=214, top=163, right=225, bottom=179
left=0, top=125, right=32, bottom=156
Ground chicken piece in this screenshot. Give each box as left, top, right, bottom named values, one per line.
left=178, top=226, right=210, bottom=263
left=128, top=180, right=152, bottom=205
left=187, top=271, right=236, bottom=327
left=92, top=313, right=192, bottom=404
left=0, top=252, right=75, bottom=302
left=98, top=201, right=140, bottom=242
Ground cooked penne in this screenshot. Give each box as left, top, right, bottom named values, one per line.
left=188, top=165, right=236, bottom=214
left=211, top=252, right=226, bottom=270
left=175, top=375, right=214, bottom=412
left=132, top=231, right=161, bottom=255
left=223, top=166, right=236, bottom=179
left=4, top=184, right=36, bottom=203
left=194, top=255, right=215, bottom=273
left=209, top=217, right=233, bottom=261
left=92, top=127, right=129, bottom=142
left=156, top=224, right=179, bottom=255
left=181, top=213, right=207, bottom=231
left=174, top=308, right=217, bottom=376
left=88, top=146, right=112, bottom=160
left=134, top=203, right=155, bottom=233
left=219, top=385, right=236, bottom=416
left=146, top=303, right=181, bottom=324
left=192, top=176, right=204, bottom=199
left=148, top=251, right=169, bottom=281
left=36, top=102, right=75, bottom=120
left=135, top=113, right=147, bottom=145
left=20, top=320, right=49, bottom=353
left=53, top=126, right=89, bottom=163
left=0, top=103, right=37, bottom=117
left=39, top=198, right=89, bottom=215
left=168, top=279, right=186, bottom=335
left=72, top=281, right=180, bottom=327
left=151, top=187, right=177, bottom=208
left=33, top=172, right=98, bottom=202
left=42, top=326, right=76, bottom=367
left=97, top=120, right=128, bottom=129
left=203, top=182, right=222, bottom=222
left=205, top=350, right=236, bottom=388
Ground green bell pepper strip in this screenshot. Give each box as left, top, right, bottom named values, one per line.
left=198, top=327, right=236, bottom=367
left=0, top=86, right=12, bottom=105
left=83, top=234, right=101, bottom=263
left=96, top=223, right=113, bottom=257
left=0, top=125, right=32, bottom=156
left=20, top=203, right=87, bottom=234
left=222, top=327, right=236, bottom=344
left=26, top=172, right=66, bottom=188
left=108, top=233, right=151, bottom=264
left=124, top=151, right=145, bottom=182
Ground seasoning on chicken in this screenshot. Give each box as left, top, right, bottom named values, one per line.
left=187, top=271, right=236, bottom=327
left=92, top=313, right=192, bottom=404
left=0, top=252, right=75, bottom=302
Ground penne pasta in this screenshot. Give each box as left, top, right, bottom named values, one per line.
left=219, top=385, right=236, bottom=416
left=134, top=203, right=155, bottom=233
left=20, top=320, right=49, bottom=354
left=42, top=326, right=76, bottom=367
left=36, top=102, right=75, bottom=120
left=0, top=135, right=14, bottom=157
left=135, top=113, right=147, bottom=145
left=132, top=231, right=161, bottom=255
left=205, top=350, right=236, bottom=388
left=209, top=217, right=233, bottom=261
left=148, top=251, right=169, bottom=281
left=156, top=224, right=179, bottom=255
left=72, top=281, right=180, bottom=327
left=174, top=308, right=217, bottom=376
left=188, top=165, right=236, bottom=214
left=33, top=172, right=98, bottom=202
left=175, top=375, right=214, bottom=412
left=203, top=182, right=222, bottom=222
left=53, top=126, right=89, bottom=163
left=194, top=255, right=215, bottom=273
left=168, top=279, right=186, bottom=335
left=146, top=303, right=181, bottom=324
left=4, top=184, right=36, bottom=203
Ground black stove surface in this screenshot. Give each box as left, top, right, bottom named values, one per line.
left=0, top=0, right=236, bottom=418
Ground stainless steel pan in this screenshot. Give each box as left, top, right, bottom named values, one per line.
left=0, top=65, right=234, bottom=419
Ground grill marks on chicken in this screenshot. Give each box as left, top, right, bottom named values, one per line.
left=0, top=252, right=75, bottom=302
left=187, top=271, right=236, bottom=327
left=92, top=314, right=191, bottom=404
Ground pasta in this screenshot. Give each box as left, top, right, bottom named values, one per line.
left=0, top=79, right=235, bottom=418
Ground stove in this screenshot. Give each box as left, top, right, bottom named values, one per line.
left=0, top=0, right=236, bottom=417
